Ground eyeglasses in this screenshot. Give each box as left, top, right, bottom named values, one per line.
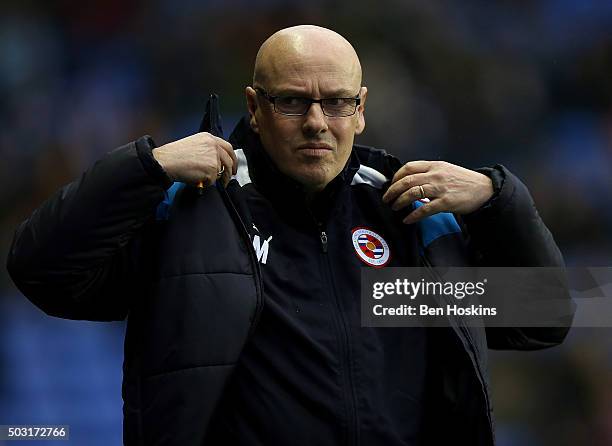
left=255, top=88, right=361, bottom=117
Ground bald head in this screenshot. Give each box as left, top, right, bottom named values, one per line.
left=253, top=25, right=362, bottom=92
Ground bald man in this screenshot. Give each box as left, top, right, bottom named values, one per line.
left=8, top=25, right=570, bottom=446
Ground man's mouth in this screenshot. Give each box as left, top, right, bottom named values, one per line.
left=297, top=143, right=333, bottom=157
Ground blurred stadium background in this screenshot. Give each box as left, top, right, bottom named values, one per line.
left=1, top=0, right=611, bottom=445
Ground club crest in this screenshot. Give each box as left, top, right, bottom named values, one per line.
left=351, top=227, right=390, bottom=267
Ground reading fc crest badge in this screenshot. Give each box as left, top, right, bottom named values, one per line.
left=351, top=227, right=391, bottom=267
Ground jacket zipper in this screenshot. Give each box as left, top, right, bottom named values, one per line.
left=216, top=181, right=265, bottom=338
left=316, top=221, right=359, bottom=446
left=320, top=229, right=328, bottom=253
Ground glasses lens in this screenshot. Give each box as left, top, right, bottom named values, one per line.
left=275, top=97, right=310, bottom=115
left=322, top=98, right=358, bottom=117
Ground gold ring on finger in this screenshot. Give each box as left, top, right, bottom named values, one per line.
left=418, top=185, right=425, bottom=199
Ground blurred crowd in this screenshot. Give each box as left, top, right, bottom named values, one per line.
left=1, top=1, right=611, bottom=445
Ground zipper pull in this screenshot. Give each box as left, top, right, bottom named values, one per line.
left=320, top=231, right=328, bottom=253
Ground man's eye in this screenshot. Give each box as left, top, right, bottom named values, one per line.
left=324, top=98, right=345, bottom=106
left=277, top=97, right=306, bottom=106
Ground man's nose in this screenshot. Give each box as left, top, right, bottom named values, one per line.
left=302, top=102, right=329, bottom=135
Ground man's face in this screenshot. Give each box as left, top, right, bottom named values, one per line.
left=246, top=49, right=367, bottom=193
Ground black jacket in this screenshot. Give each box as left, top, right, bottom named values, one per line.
left=7, top=99, right=572, bottom=445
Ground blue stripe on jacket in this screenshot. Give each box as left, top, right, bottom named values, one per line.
left=156, top=182, right=185, bottom=220
left=414, top=200, right=462, bottom=248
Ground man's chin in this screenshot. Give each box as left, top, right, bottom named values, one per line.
left=290, top=169, right=331, bottom=193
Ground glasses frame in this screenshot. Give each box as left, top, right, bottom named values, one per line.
left=255, top=87, right=361, bottom=117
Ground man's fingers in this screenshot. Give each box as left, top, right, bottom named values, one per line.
left=390, top=184, right=432, bottom=211
left=217, top=148, right=234, bottom=181
left=383, top=172, right=430, bottom=204
left=391, top=161, right=432, bottom=184
left=213, top=135, right=237, bottom=175
left=402, top=199, right=444, bottom=225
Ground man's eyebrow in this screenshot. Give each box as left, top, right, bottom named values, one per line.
left=272, top=89, right=308, bottom=96
left=326, top=88, right=359, bottom=97
left=273, top=88, right=359, bottom=97
left=271, top=87, right=326, bottom=97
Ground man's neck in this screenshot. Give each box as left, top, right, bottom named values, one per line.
left=302, top=185, right=325, bottom=205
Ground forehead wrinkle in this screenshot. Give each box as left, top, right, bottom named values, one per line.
left=263, top=56, right=361, bottom=96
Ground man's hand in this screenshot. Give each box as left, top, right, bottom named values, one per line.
left=152, top=132, right=237, bottom=186
left=382, top=161, right=494, bottom=224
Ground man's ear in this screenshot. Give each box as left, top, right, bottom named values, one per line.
left=245, top=86, right=260, bottom=134
left=355, top=86, right=367, bottom=135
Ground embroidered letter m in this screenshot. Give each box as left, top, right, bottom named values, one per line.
left=252, top=235, right=273, bottom=264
